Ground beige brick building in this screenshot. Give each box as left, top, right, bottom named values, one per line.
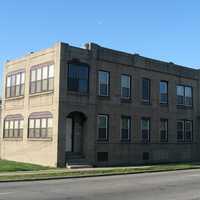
left=1, top=42, right=200, bottom=167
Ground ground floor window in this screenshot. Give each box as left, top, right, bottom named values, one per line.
left=28, top=112, right=53, bottom=138
left=177, top=120, right=193, bottom=142
left=141, top=118, right=150, bottom=142
left=4, top=115, right=24, bottom=138
left=97, top=114, right=108, bottom=141
left=160, top=119, right=168, bottom=142
left=121, top=116, right=131, bottom=141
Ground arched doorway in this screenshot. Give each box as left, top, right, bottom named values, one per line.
left=66, top=111, right=86, bottom=154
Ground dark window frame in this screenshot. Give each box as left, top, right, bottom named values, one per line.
left=160, top=118, right=168, bottom=142
left=142, top=78, right=151, bottom=104
left=3, top=119, right=23, bottom=138
left=67, top=62, right=90, bottom=94
left=30, top=63, right=54, bottom=94
left=28, top=117, right=53, bottom=139
left=6, top=71, right=25, bottom=98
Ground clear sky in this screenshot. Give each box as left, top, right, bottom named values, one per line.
left=1, top=0, right=200, bottom=93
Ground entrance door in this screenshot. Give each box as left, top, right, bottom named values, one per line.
left=66, top=115, right=84, bottom=153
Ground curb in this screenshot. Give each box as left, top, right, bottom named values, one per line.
left=0, top=167, right=200, bottom=183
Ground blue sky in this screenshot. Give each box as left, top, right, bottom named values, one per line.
left=1, top=0, right=200, bottom=93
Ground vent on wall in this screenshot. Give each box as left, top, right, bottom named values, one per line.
left=97, top=152, right=108, bottom=162
left=142, top=152, right=149, bottom=160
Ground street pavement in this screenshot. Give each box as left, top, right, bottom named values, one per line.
left=0, top=169, right=200, bottom=199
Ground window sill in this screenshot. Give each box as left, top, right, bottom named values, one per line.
left=97, top=96, right=110, bottom=100
left=29, top=90, right=54, bottom=97
left=160, top=103, right=168, bottom=107
left=177, top=140, right=193, bottom=144
left=176, top=105, right=193, bottom=109
left=121, top=140, right=131, bottom=143
left=120, top=98, right=132, bottom=103
left=27, top=137, right=53, bottom=141
left=141, top=101, right=151, bottom=105
left=3, top=138, right=23, bottom=141
left=96, top=140, right=109, bottom=144
left=67, top=91, right=89, bottom=97
left=5, top=96, right=24, bottom=101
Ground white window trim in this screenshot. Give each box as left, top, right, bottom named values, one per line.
left=97, top=114, right=108, bottom=140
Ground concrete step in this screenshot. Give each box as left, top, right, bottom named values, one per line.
left=66, top=164, right=92, bottom=169
left=66, top=157, right=92, bottom=169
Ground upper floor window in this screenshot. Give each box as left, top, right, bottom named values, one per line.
left=97, top=114, right=108, bottom=141
left=160, top=81, right=168, bottom=104
left=141, top=117, right=150, bottom=142
left=142, top=78, right=150, bottom=103
left=6, top=71, right=25, bottom=98
left=121, top=116, right=131, bottom=141
left=68, top=63, right=89, bottom=93
left=121, top=75, right=131, bottom=98
left=98, top=71, right=109, bottom=96
left=28, top=112, right=53, bottom=139
left=176, top=85, right=192, bottom=106
left=160, top=119, right=168, bottom=142
left=30, top=63, right=54, bottom=94
left=4, top=115, right=24, bottom=138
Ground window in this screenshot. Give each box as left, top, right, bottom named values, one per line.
left=30, top=63, right=54, bottom=94
left=6, top=71, right=25, bottom=98
left=121, top=116, right=131, bottom=141
left=68, top=63, right=89, bottom=93
left=160, top=81, right=168, bottom=104
left=177, top=120, right=184, bottom=141
left=185, top=87, right=192, bottom=106
left=185, top=120, right=192, bottom=141
left=28, top=112, right=53, bottom=138
left=97, top=115, right=108, bottom=141
left=121, top=75, right=131, bottom=98
left=4, top=116, right=24, bottom=138
left=98, top=71, right=109, bottom=96
left=176, top=85, right=193, bottom=106
left=141, top=118, right=150, bottom=142
left=142, top=78, right=150, bottom=103
left=160, top=119, right=168, bottom=142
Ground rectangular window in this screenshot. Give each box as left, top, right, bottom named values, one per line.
left=141, top=118, right=150, bottom=142
left=160, top=119, right=168, bottom=142
left=30, top=63, right=54, bottom=94
left=185, top=120, right=192, bottom=141
left=3, top=119, right=23, bottom=138
left=160, top=81, right=168, bottom=104
left=28, top=118, right=53, bottom=139
left=6, top=72, right=25, bottom=98
left=121, top=116, right=131, bottom=141
left=97, top=115, right=108, bottom=141
left=68, top=63, right=89, bottom=93
left=177, top=120, right=184, bottom=141
left=121, top=75, right=131, bottom=98
left=185, top=86, right=192, bottom=106
left=142, top=78, right=150, bottom=103
left=98, top=71, right=109, bottom=96
left=176, top=85, right=193, bottom=106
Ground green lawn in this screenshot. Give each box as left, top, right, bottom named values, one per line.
left=0, top=160, right=200, bottom=182
left=0, top=160, right=49, bottom=172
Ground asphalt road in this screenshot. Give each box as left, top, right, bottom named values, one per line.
left=1, top=169, right=200, bottom=200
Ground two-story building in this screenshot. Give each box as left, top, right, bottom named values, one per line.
left=1, top=42, right=200, bottom=167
